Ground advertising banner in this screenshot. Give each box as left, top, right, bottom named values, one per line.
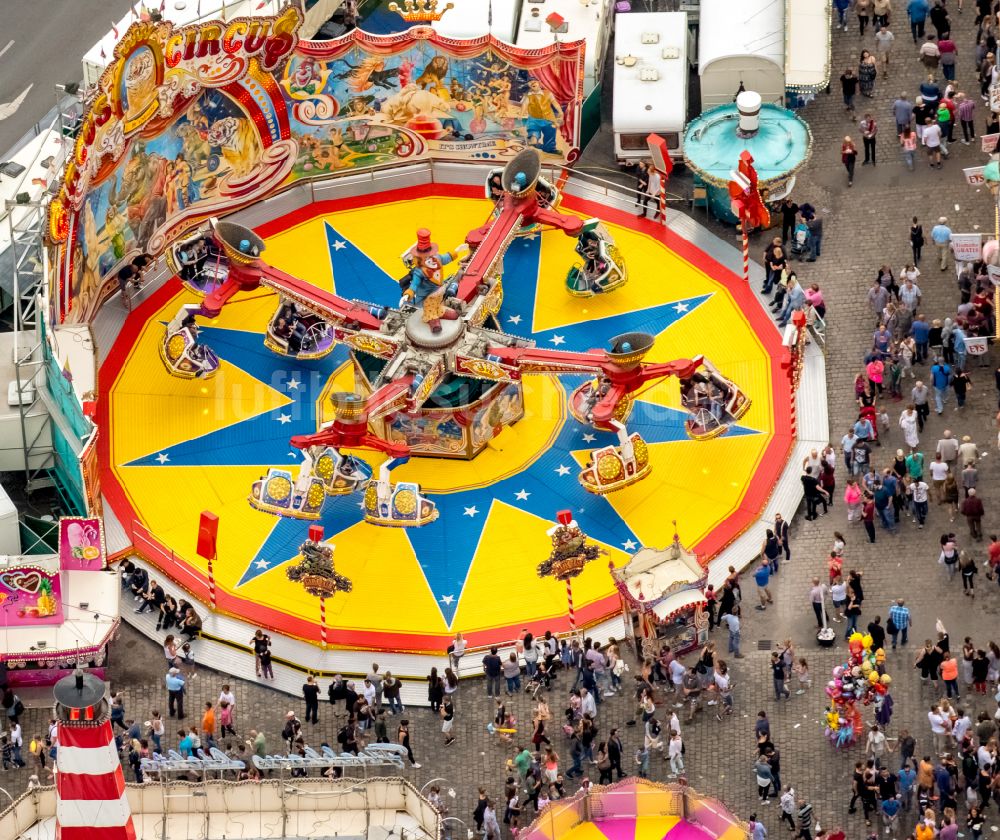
left=59, top=517, right=107, bottom=571
left=950, top=233, right=983, bottom=262
left=0, top=566, right=63, bottom=626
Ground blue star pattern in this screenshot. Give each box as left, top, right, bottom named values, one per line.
left=122, top=223, right=760, bottom=625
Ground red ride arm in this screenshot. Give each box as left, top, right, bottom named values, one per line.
left=260, top=265, right=384, bottom=331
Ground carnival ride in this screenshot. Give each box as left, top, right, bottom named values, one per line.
left=157, top=149, right=750, bottom=526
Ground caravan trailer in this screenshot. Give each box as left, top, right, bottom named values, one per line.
left=612, top=12, right=690, bottom=164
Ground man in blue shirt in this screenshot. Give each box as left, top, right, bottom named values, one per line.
left=907, top=0, right=929, bottom=42
left=178, top=728, right=195, bottom=758
left=931, top=358, right=952, bottom=413
left=930, top=216, right=952, bottom=271
left=754, top=560, right=772, bottom=611
left=888, top=599, right=911, bottom=648
left=165, top=667, right=186, bottom=720
left=898, top=762, right=916, bottom=810
left=911, top=314, right=931, bottom=363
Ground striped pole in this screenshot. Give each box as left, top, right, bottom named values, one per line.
left=320, top=595, right=327, bottom=649
left=207, top=554, right=217, bottom=610
left=741, top=219, right=750, bottom=284
left=565, top=578, right=577, bottom=636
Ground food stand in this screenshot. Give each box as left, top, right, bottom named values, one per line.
left=0, top=517, right=119, bottom=688
left=609, top=527, right=707, bottom=659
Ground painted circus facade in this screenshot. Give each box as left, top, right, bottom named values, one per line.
left=47, top=2, right=585, bottom=324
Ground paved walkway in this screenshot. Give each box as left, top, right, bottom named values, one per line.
left=7, top=8, right=1000, bottom=840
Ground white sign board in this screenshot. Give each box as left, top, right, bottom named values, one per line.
left=982, top=133, right=1000, bottom=154
left=964, top=166, right=986, bottom=186
left=966, top=336, right=989, bottom=356
left=951, top=233, right=983, bottom=262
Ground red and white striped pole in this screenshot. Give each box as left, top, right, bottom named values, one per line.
left=565, top=578, right=577, bottom=636
left=207, top=554, right=217, bottom=610
left=741, top=218, right=750, bottom=284
left=320, top=595, right=327, bottom=649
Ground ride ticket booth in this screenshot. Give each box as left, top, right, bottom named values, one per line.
left=609, top=528, right=708, bottom=659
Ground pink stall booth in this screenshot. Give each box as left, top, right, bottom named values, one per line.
left=0, top=518, right=119, bottom=689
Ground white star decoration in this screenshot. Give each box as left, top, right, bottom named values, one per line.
left=463, top=506, right=480, bottom=517
left=549, top=335, right=566, bottom=346
left=582, top=433, right=596, bottom=443
left=155, top=453, right=170, bottom=464
left=255, top=559, right=270, bottom=570
left=515, top=489, right=530, bottom=500
left=287, top=378, right=301, bottom=390
left=440, top=595, right=455, bottom=605
left=673, top=302, right=689, bottom=314
left=622, top=539, right=638, bottom=551
left=555, top=464, right=571, bottom=476
left=332, top=240, right=347, bottom=250
left=278, top=413, right=292, bottom=424
left=507, top=314, right=522, bottom=325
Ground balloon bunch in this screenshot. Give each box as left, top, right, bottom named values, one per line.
left=823, top=632, right=892, bottom=749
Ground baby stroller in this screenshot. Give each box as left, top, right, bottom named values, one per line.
left=524, top=663, right=551, bottom=699
left=789, top=222, right=811, bottom=262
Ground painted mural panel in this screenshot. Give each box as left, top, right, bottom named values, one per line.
left=284, top=29, right=585, bottom=172
left=48, top=7, right=585, bottom=324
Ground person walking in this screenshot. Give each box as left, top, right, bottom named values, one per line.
left=900, top=125, right=918, bottom=169
left=908, top=0, right=929, bottom=42
left=754, top=559, right=774, bottom=610
left=809, top=578, right=828, bottom=628
left=667, top=729, right=684, bottom=777
left=861, top=114, right=878, bottom=165
left=888, top=599, right=911, bottom=648
left=922, top=118, right=943, bottom=167
left=754, top=754, right=775, bottom=803
left=720, top=605, right=744, bottom=659
left=303, top=676, right=320, bottom=725
left=441, top=697, right=455, bottom=746
left=961, top=489, right=985, bottom=540
left=166, top=667, right=185, bottom=720
left=482, top=647, right=502, bottom=698
left=957, top=93, right=976, bottom=143
left=397, top=719, right=420, bottom=768
left=772, top=653, right=790, bottom=700
left=842, top=136, right=859, bottom=186
left=875, top=26, right=895, bottom=75
left=931, top=217, right=952, bottom=270
left=842, top=67, right=860, bottom=116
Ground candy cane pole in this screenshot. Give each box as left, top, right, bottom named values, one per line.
left=207, top=553, right=217, bottom=609
left=565, top=578, right=577, bottom=636
left=741, top=217, right=750, bottom=284
left=320, top=595, right=327, bottom=650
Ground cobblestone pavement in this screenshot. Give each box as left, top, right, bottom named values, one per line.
left=8, top=8, right=1000, bottom=840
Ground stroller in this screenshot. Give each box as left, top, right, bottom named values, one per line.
left=789, top=222, right=811, bottom=261
left=524, top=663, right=552, bottom=699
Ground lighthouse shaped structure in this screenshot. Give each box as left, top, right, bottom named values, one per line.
left=53, top=669, right=136, bottom=840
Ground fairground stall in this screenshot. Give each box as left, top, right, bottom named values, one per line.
left=0, top=517, right=118, bottom=689
left=521, top=778, right=748, bottom=840
left=609, top=528, right=707, bottom=659
left=35, top=0, right=810, bottom=686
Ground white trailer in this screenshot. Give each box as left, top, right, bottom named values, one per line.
left=612, top=11, right=690, bottom=164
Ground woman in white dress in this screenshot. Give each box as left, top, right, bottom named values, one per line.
left=899, top=404, right=920, bottom=450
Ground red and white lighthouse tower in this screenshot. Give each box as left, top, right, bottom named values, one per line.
left=53, top=669, right=136, bottom=840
